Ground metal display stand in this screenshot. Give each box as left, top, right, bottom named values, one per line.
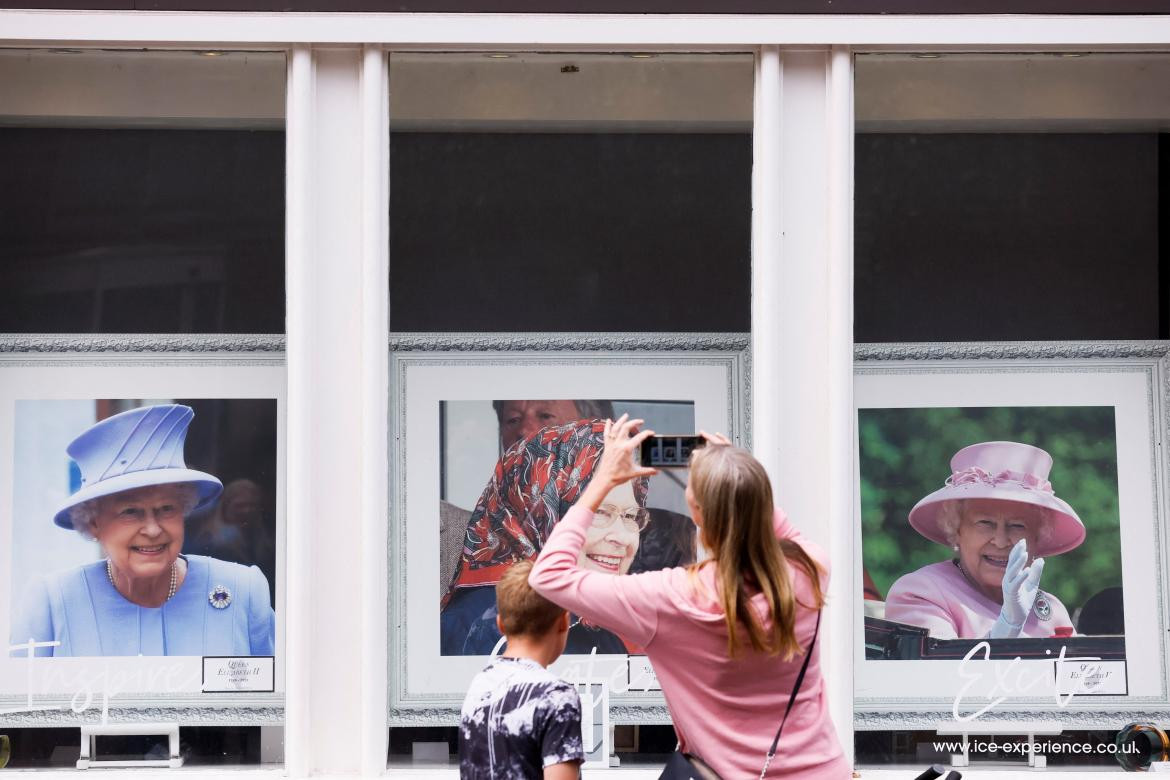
left=77, top=723, right=182, bottom=769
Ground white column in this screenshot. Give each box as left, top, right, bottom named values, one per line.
left=284, top=43, right=314, bottom=780
left=751, top=45, right=783, bottom=473
left=827, top=44, right=856, bottom=768
left=285, top=45, right=369, bottom=776
left=751, top=45, right=855, bottom=765
left=753, top=47, right=832, bottom=542
left=360, top=43, right=391, bottom=778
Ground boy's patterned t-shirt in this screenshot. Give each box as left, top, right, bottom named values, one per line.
left=459, top=656, right=584, bottom=778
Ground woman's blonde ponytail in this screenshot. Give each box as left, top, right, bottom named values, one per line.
left=688, top=446, right=824, bottom=659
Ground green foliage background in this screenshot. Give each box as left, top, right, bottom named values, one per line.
left=860, top=406, right=1121, bottom=612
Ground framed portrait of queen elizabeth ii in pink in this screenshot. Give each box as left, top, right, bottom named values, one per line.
left=0, top=346, right=284, bottom=725
left=389, top=333, right=749, bottom=725
left=853, top=342, right=1170, bottom=730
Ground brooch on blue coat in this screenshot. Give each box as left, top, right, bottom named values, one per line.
left=209, top=586, right=233, bottom=609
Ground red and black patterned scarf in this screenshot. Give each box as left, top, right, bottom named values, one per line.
left=441, top=419, right=649, bottom=606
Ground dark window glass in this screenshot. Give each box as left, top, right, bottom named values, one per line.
left=390, top=132, right=750, bottom=332
left=0, top=49, right=285, bottom=334
left=855, top=132, right=1160, bottom=342
left=855, top=53, right=1169, bottom=343
left=388, top=52, right=753, bottom=333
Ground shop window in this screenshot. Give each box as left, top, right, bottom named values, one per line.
left=0, top=48, right=286, bottom=769
left=0, top=49, right=286, bottom=334
left=855, top=53, right=1166, bottom=343
left=388, top=52, right=752, bottom=333
left=853, top=52, right=1170, bottom=772
left=386, top=51, right=752, bottom=769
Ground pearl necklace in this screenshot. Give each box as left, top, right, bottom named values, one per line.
left=953, top=557, right=977, bottom=587
left=106, top=559, right=178, bottom=602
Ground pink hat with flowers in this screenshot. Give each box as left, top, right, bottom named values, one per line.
left=908, top=441, right=1085, bottom=557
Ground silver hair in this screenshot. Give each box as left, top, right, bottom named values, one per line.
left=937, top=499, right=1053, bottom=549
left=68, top=483, right=201, bottom=540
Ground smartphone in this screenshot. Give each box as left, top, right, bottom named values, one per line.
left=639, top=434, right=705, bottom=468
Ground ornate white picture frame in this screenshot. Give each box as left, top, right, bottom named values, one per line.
left=388, top=333, right=749, bottom=724
left=854, top=341, right=1170, bottom=730
left=0, top=335, right=285, bottom=727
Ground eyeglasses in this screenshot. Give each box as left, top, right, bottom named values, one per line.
left=592, top=504, right=651, bottom=533
left=110, top=504, right=184, bottom=524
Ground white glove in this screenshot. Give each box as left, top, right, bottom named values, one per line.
left=989, top=539, right=1045, bottom=639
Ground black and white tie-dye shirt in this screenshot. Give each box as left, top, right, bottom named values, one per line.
left=459, top=656, right=583, bottom=779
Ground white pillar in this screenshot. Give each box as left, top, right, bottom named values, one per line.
left=751, top=45, right=855, bottom=766
left=359, top=43, right=391, bottom=778
left=285, top=45, right=369, bottom=777
left=827, top=45, right=857, bottom=769
left=284, top=43, right=314, bottom=780
left=753, top=47, right=832, bottom=543
left=750, top=46, right=783, bottom=484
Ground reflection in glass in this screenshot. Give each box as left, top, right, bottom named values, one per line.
left=855, top=53, right=1170, bottom=343
left=388, top=53, right=753, bottom=333
left=0, top=50, right=286, bottom=334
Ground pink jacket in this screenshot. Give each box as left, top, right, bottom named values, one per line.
left=885, top=560, right=1074, bottom=639
left=530, top=505, right=848, bottom=780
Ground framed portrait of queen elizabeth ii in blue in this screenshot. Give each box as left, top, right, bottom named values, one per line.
left=389, top=333, right=749, bottom=724
left=853, top=342, right=1170, bottom=730
left=0, top=349, right=284, bottom=725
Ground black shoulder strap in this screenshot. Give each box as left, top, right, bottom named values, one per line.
left=762, top=609, right=822, bottom=775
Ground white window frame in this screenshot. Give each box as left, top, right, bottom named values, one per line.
left=2, top=10, right=1169, bottom=780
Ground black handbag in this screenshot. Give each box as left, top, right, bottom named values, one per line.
left=657, top=611, right=822, bottom=780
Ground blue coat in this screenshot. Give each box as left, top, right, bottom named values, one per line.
left=10, top=555, right=275, bottom=657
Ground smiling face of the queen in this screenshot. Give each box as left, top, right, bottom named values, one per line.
left=90, top=484, right=187, bottom=588
left=578, top=480, right=644, bottom=576
left=955, top=498, right=1042, bottom=603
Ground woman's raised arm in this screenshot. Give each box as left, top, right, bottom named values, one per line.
left=529, top=415, right=663, bottom=646
left=528, top=503, right=663, bottom=648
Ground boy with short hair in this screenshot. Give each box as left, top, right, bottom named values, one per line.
left=459, top=560, right=583, bottom=779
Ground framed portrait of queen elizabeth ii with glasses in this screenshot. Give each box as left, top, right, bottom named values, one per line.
left=438, top=403, right=698, bottom=658
left=389, top=333, right=749, bottom=724
left=853, top=342, right=1170, bottom=729
left=0, top=350, right=284, bottom=724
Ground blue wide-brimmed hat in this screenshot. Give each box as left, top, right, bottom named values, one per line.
left=53, top=404, right=223, bottom=529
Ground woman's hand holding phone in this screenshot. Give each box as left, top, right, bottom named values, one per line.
left=698, top=430, right=732, bottom=447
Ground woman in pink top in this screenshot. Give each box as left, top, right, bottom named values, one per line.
left=885, top=441, right=1084, bottom=640
left=530, top=417, right=847, bottom=779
